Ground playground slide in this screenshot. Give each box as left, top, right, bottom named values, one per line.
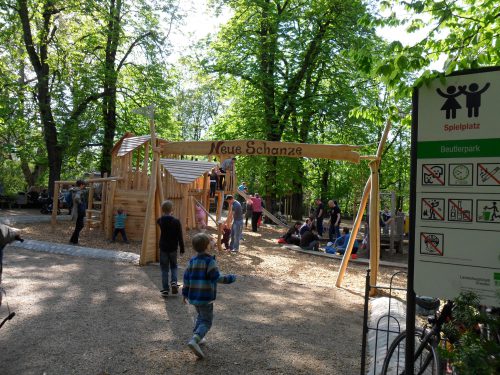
left=236, top=190, right=288, bottom=227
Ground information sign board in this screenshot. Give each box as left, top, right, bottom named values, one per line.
left=413, top=67, right=500, bottom=306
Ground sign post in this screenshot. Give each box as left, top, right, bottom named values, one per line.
left=408, top=67, right=500, bottom=373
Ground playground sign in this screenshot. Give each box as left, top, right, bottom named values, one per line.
left=412, top=67, right=500, bottom=306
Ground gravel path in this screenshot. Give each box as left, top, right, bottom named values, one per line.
left=1, top=246, right=364, bottom=375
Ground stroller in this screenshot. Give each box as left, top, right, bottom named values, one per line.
left=38, top=195, right=61, bottom=215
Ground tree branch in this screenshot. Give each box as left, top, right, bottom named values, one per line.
left=116, top=31, right=153, bottom=73
left=17, top=0, right=42, bottom=73
left=66, top=92, right=106, bottom=125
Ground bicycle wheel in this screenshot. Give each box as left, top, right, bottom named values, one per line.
left=381, top=328, right=440, bottom=375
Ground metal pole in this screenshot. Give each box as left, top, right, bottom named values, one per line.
left=360, top=268, right=371, bottom=375
left=405, top=89, right=419, bottom=374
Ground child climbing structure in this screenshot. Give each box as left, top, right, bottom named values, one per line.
left=50, top=112, right=392, bottom=293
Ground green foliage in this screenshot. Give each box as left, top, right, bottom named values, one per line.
left=0, top=0, right=177, bottom=187
left=200, top=0, right=391, bottom=214
left=440, top=292, right=500, bottom=375
left=372, top=0, right=499, bottom=95
left=0, top=159, right=26, bottom=195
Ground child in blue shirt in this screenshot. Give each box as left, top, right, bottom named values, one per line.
left=112, top=208, right=129, bottom=243
left=182, top=233, right=236, bottom=359
left=330, top=227, right=358, bottom=255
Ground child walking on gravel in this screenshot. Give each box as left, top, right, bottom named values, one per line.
left=182, top=233, right=236, bottom=359
left=157, top=200, right=185, bottom=297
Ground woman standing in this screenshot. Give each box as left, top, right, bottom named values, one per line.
left=250, top=193, right=263, bottom=232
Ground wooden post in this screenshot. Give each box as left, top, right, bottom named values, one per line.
left=86, top=184, right=95, bottom=233
left=51, top=182, right=59, bottom=228
left=156, top=159, right=164, bottom=204
left=100, top=177, right=107, bottom=230
left=215, top=190, right=224, bottom=223
left=217, top=221, right=223, bottom=251
left=106, top=180, right=117, bottom=239
left=180, top=189, right=188, bottom=230
left=336, top=176, right=371, bottom=287
left=140, top=110, right=160, bottom=265
left=143, top=142, right=150, bottom=190
left=154, top=179, right=162, bottom=262
left=367, top=119, right=392, bottom=295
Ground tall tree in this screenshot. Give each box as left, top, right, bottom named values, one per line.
left=1, top=0, right=177, bottom=191
left=97, top=0, right=177, bottom=175
left=13, top=0, right=105, bottom=193
left=207, top=0, right=380, bottom=217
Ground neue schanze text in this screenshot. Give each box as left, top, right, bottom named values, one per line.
left=208, top=141, right=302, bottom=156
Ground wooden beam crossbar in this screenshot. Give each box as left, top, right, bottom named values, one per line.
left=160, top=140, right=361, bottom=163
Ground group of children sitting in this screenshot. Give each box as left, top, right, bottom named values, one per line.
left=279, top=218, right=359, bottom=256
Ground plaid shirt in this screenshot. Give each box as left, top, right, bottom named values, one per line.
left=182, top=253, right=235, bottom=305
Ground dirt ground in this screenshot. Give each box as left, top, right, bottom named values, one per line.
left=0, top=210, right=407, bottom=374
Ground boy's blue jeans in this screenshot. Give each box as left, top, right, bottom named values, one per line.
left=193, top=303, right=214, bottom=340
left=160, top=250, right=178, bottom=290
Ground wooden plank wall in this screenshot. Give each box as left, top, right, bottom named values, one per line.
left=112, top=189, right=149, bottom=240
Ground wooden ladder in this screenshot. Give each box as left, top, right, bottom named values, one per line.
left=86, top=182, right=103, bottom=231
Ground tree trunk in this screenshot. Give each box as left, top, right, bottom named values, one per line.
left=18, top=0, right=62, bottom=195
left=20, top=161, right=46, bottom=188
left=321, top=169, right=329, bottom=201
left=291, top=162, right=305, bottom=220
left=100, top=0, right=122, bottom=176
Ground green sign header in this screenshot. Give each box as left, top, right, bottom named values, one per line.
left=417, top=138, right=500, bottom=159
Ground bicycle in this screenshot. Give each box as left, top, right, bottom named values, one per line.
left=381, top=298, right=453, bottom=375
left=0, top=288, right=15, bottom=330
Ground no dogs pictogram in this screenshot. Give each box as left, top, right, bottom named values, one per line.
left=420, top=232, right=444, bottom=256
left=421, top=198, right=445, bottom=221
left=477, top=163, right=500, bottom=186
left=422, top=164, right=445, bottom=185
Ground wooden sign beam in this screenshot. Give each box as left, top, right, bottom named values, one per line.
left=160, top=140, right=361, bottom=163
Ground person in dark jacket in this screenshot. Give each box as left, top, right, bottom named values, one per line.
left=157, top=200, right=185, bottom=297
left=69, top=180, right=86, bottom=245
left=314, top=199, right=325, bottom=237
left=283, top=221, right=301, bottom=245
left=300, top=226, right=320, bottom=251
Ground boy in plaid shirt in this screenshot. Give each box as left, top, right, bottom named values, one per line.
left=182, top=233, right=236, bottom=359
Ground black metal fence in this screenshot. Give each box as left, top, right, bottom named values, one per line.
left=360, top=269, right=407, bottom=375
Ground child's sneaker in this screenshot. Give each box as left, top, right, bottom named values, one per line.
left=171, top=283, right=179, bottom=295
left=188, top=338, right=205, bottom=359
left=160, top=289, right=169, bottom=298
left=199, top=337, right=207, bottom=345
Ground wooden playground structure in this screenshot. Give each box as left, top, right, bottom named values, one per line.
left=50, top=112, right=392, bottom=294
